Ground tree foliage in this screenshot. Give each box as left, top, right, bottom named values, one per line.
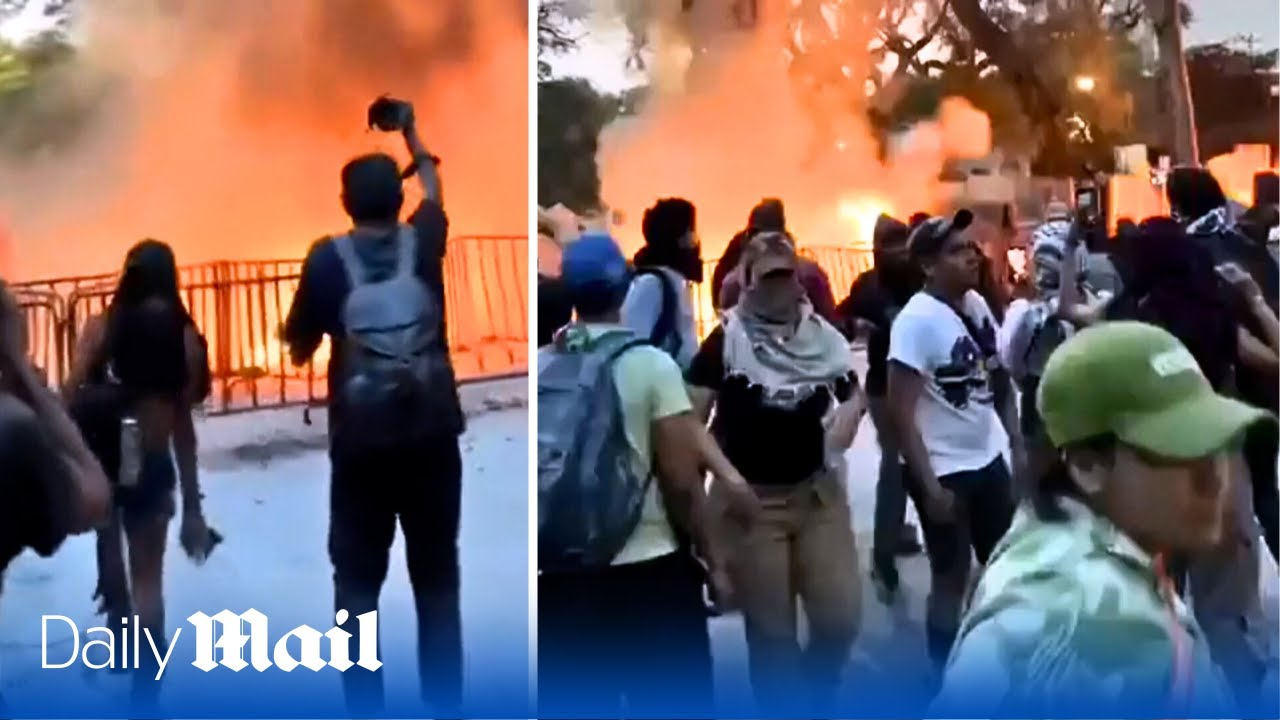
left=537, top=1, right=576, bottom=81
left=0, top=31, right=105, bottom=158
left=537, top=77, right=625, bottom=213
left=1185, top=43, right=1280, bottom=159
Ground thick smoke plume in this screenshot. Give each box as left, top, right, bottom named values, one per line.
left=596, top=0, right=992, bottom=257
left=1, top=0, right=527, bottom=279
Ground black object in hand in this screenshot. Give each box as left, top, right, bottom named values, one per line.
left=367, top=95, right=412, bottom=132
left=202, top=527, right=224, bottom=559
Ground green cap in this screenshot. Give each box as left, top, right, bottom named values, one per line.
left=1037, top=321, right=1273, bottom=459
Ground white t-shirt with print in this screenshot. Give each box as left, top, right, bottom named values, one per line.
left=888, top=290, right=1008, bottom=478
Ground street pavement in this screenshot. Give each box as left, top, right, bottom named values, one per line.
left=707, top=352, right=1280, bottom=708
left=0, top=361, right=1274, bottom=713
left=0, top=378, right=530, bottom=714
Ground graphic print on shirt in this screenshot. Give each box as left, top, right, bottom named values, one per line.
left=934, top=327, right=994, bottom=410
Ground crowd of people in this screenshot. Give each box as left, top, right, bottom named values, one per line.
left=0, top=100, right=467, bottom=716
left=536, top=166, right=1280, bottom=716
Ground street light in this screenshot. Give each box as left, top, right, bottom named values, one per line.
left=1074, top=75, right=1096, bottom=93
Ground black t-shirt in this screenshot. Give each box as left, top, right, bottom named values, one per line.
left=101, top=300, right=190, bottom=397
left=687, top=327, right=855, bottom=486
left=0, top=394, right=74, bottom=578
left=837, top=268, right=912, bottom=396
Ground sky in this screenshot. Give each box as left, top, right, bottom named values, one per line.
left=547, top=0, right=1280, bottom=94
left=1, top=0, right=1276, bottom=89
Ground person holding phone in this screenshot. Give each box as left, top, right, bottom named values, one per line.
left=283, top=97, right=464, bottom=716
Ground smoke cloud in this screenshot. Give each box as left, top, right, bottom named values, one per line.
left=0, top=0, right=527, bottom=279
left=596, top=0, right=991, bottom=257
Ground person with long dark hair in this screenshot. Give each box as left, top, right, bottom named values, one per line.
left=1168, top=167, right=1280, bottom=563
left=64, top=239, right=212, bottom=710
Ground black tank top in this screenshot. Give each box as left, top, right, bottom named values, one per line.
left=96, top=300, right=189, bottom=398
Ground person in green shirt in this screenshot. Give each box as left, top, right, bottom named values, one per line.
left=934, top=321, right=1275, bottom=717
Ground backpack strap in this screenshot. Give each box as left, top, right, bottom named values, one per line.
left=577, top=332, right=648, bottom=387
left=394, top=225, right=418, bottom=280
left=332, top=233, right=365, bottom=289
left=634, top=267, right=682, bottom=358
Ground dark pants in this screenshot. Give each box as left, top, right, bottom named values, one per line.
left=538, top=551, right=715, bottom=718
left=329, top=435, right=463, bottom=715
left=904, top=457, right=1015, bottom=669
left=1243, top=419, right=1279, bottom=561
left=1019, top=377, right=1057, bottom=504
left=868, top=395, right=918, bottom=570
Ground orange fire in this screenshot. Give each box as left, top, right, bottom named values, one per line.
left=0, top=0, right=527, bottom=281
left=596, top=0, right=984, bottom=261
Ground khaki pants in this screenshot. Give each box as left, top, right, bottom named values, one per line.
left=712, top=468, right=861, bottom=711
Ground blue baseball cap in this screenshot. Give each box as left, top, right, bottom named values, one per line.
left=560, top=232, right=630, bottom=290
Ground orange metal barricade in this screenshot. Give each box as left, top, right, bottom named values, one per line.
left=14, top=235, right=529, bottom=415
left=687, top=246, right=874, bottom=339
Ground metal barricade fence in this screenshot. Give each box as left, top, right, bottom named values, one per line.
left=689, top=246, right=874, bottom=339
left=14, top=234, right=528, bottom=414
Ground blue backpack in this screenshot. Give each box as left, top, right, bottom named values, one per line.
left=537, top=326, right=651, bottom=571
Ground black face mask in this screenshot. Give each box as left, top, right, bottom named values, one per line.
left=677, top=247, right=704, bottom=283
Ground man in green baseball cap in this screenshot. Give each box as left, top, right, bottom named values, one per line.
left=933, top=321, right=1274, bottom=717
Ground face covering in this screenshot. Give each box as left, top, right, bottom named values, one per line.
left=678, top=247, right=704, bottom=283
left=742, top=270, right=803, bottom=323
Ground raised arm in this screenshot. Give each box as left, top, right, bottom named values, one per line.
left=402, top=107, right=442, bottom=207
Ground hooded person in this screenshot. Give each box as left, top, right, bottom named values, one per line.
left=1168, top=167, right=1278, bottom=315
left=1171, top=169, right=1280, bottom=565
left=711, top=198, right=787, bottom=310
left=621, top=198, right=703, bottom=369
left=835, top=213, right=924, bottom=598
left=717, top=200, right=838, bottom=323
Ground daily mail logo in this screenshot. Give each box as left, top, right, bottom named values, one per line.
left=41, top=610, right=381, bottom=680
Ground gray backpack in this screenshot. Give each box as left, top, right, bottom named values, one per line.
left=332, top=227, right=456, bottom=447
left=537, top=327, right=651, bottom=571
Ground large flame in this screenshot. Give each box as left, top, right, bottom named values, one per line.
left=596, top=0, right=992, bottom=259
left=0, top=0, right=527, bottom=280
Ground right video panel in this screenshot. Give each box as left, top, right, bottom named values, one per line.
left=536, top=0, right=1280, bottom=717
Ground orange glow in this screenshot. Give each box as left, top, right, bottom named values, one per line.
left=0, top=0, right=527, bottom=281
left=597, top=2, right=988, bottom=261
left=836, top=194, right=895, bottom=248
left=1108, top=145, right=1275, bottom=232
left=1206, top=144, right=1274, bottom=206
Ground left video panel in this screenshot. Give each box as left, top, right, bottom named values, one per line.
left=0, top=1, right=531, bottom=717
